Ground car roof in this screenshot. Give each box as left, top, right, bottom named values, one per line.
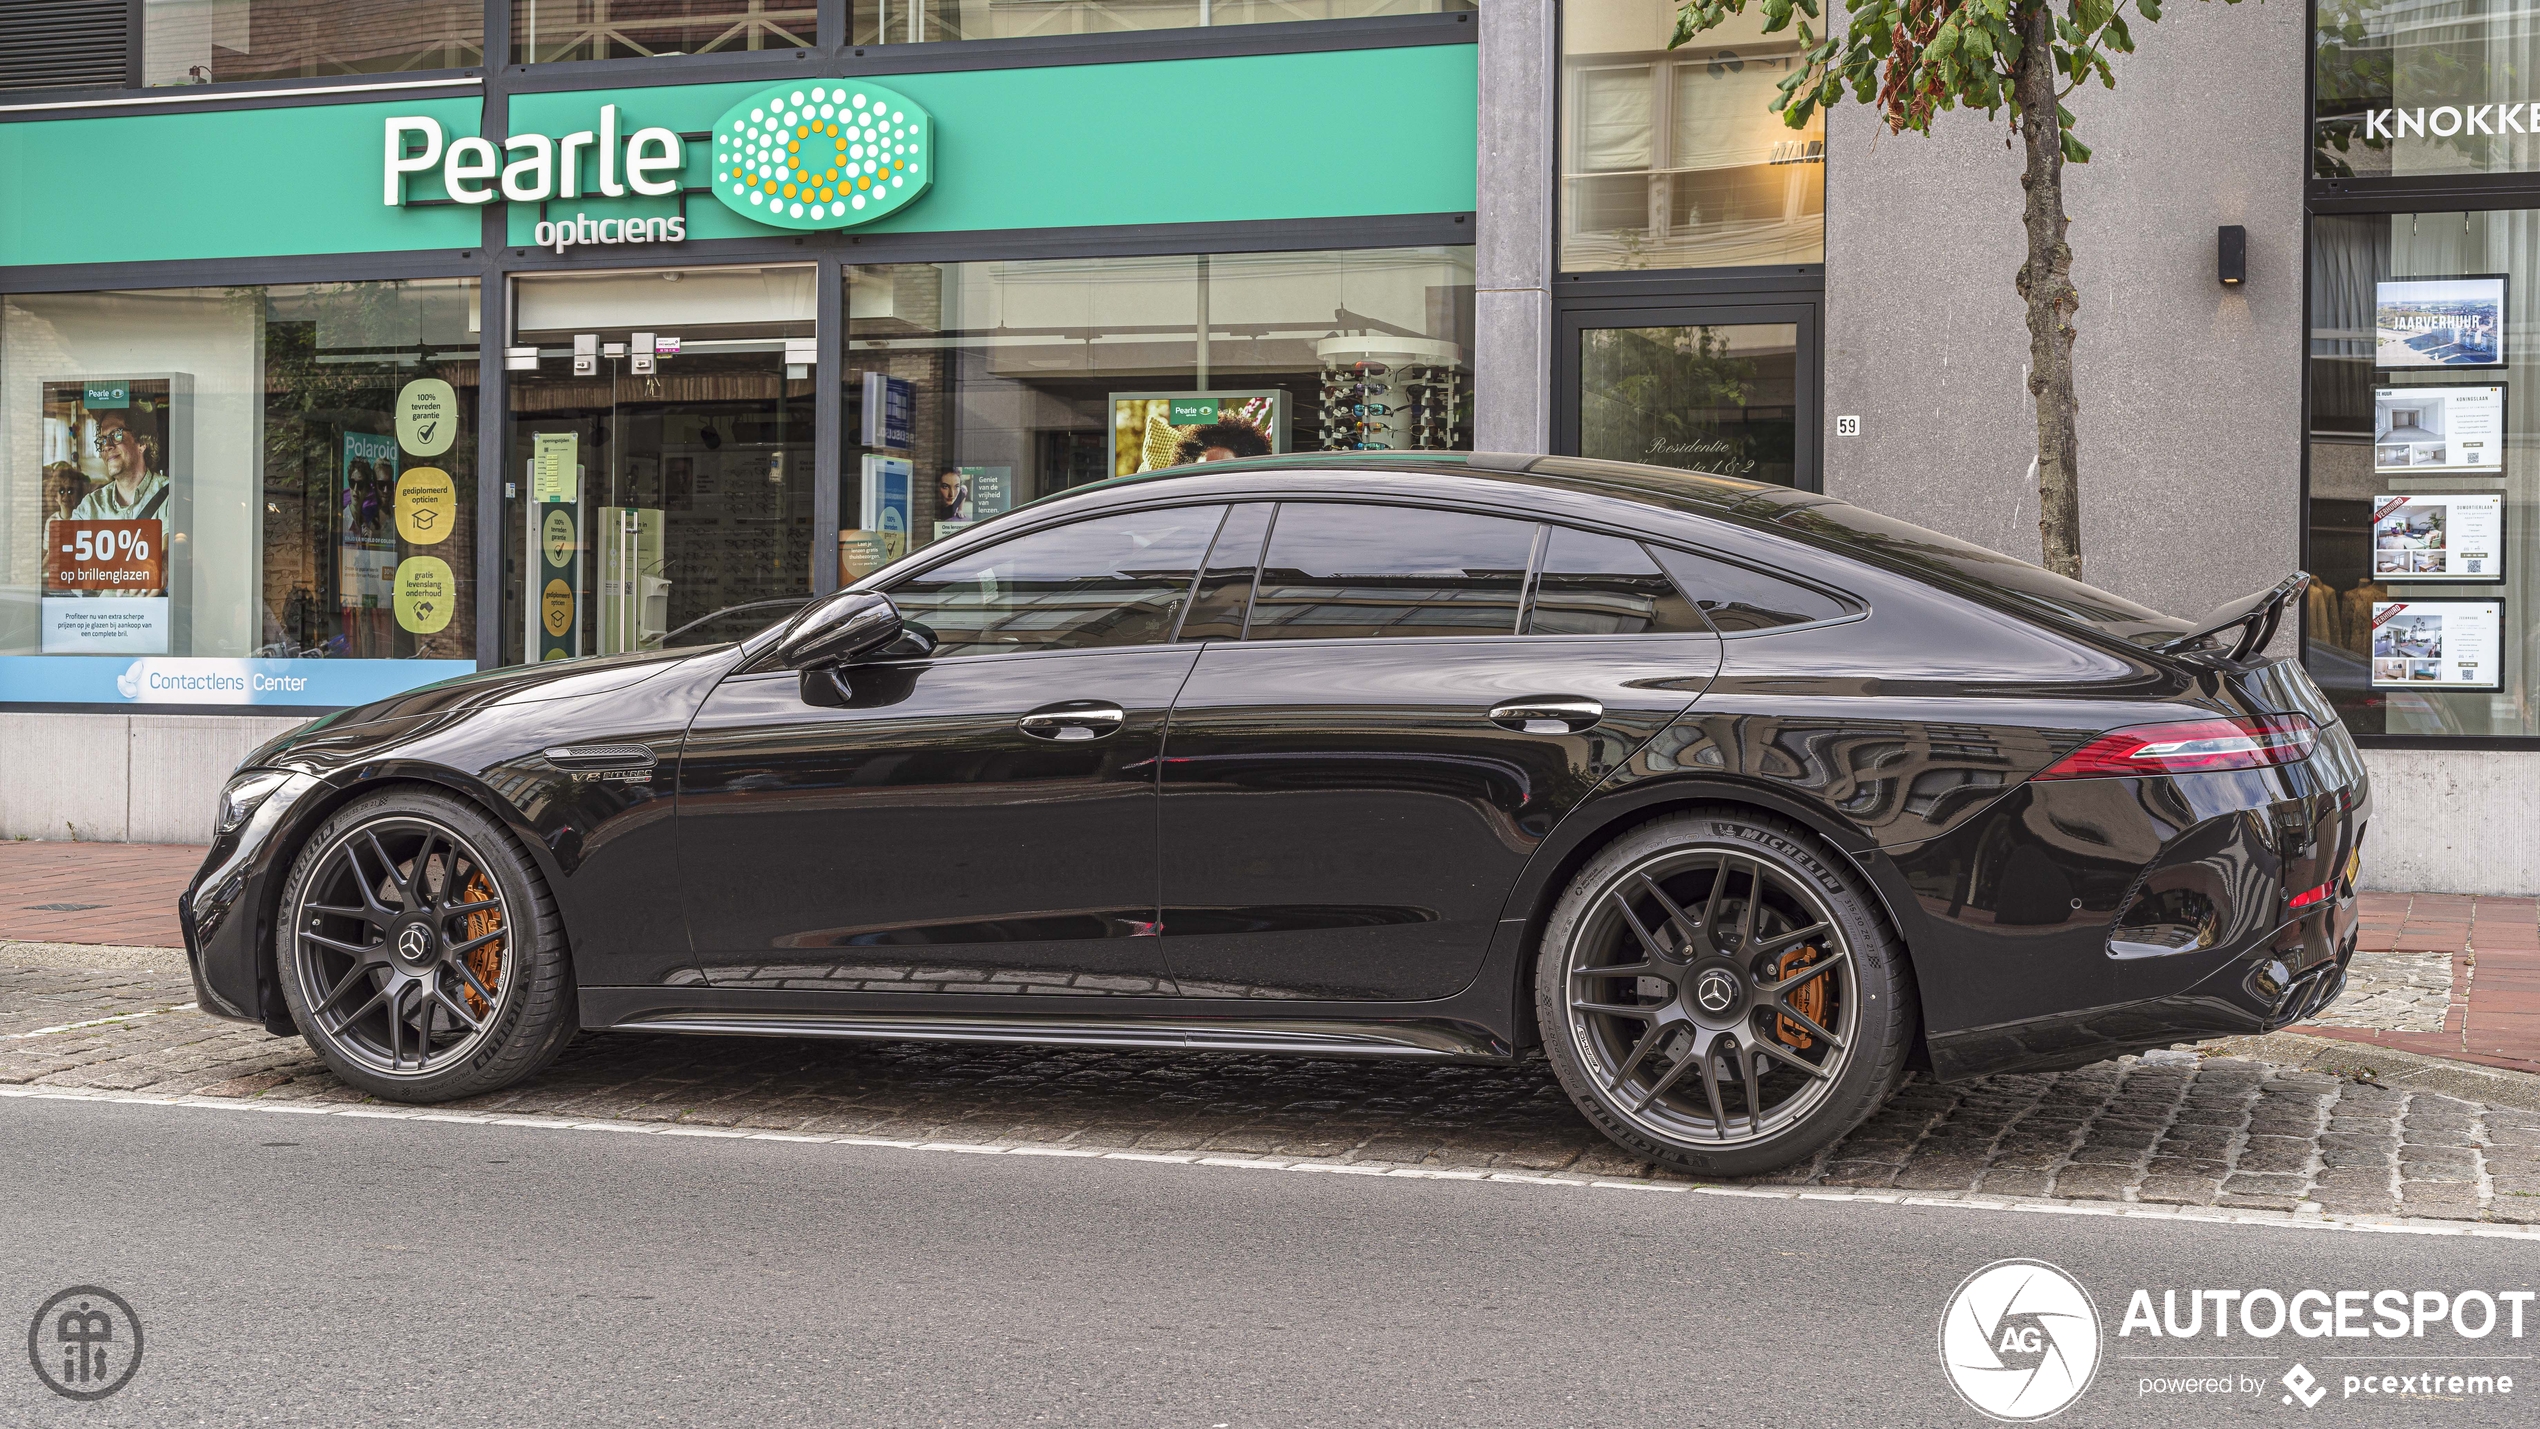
left=1036, top=452, right=2199, bottom=650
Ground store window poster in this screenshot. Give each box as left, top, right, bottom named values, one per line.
left=38, top=377, right=176, bottom=654
left=2370, top=600, right=2505, bottom=689
left=859, top=454, right=914, bottom=559
left=2373, top=493, right=2505, bottom=580
left=340, top=432, right=399, bottom=612
left=2375, top=276, right=2507, bottom=369
left=2374, top=386, right=2504, bottom=472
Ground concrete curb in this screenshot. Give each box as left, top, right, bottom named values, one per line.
left=0, top=940, right=188, bottom=974
left=2207, top=1030, right=2540, bottom=1113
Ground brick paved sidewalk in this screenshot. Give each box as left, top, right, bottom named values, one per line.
left=0, top=841, right=198, bottom=946
left=4, top=839, right=2533, bottom=1074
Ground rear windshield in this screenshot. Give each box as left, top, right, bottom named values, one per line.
left=1754, top=498, right=2196, bottom=647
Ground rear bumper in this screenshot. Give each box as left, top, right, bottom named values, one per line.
left=1902, top=725, right=2371, bottom=1080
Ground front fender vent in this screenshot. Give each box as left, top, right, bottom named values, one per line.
left=543, top=744, right=658, bottom=771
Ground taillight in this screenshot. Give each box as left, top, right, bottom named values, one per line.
left=2033, top=713, right=2319, bottom=780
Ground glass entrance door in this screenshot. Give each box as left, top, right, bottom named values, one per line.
left=1556, top=301, right=1817, bottom=489
left=503, top=267, right=818, bottom=664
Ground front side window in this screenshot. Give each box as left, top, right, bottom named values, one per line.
left=1246, top=502, right=1536, bottom=642
left=887, top=505, right=1225, bottom=657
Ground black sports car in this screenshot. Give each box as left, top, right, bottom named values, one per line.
left=183, top=454, right=2365, bottom=1175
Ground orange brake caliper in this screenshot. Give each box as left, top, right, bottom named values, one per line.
left=1774, top=946, right=1825, bottom=1050
left=459, top=872, right=505, bottom=1017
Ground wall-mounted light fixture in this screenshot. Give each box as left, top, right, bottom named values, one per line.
left=2218, top=225, right=2247, bottom=286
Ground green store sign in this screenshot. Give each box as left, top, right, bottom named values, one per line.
left=383, top=81, right=932, bottom=250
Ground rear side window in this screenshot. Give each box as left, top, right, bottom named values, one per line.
left=1651, top=545, right=1855, bottom=633
left=1526, top=528, right=1707, bottom=635
left=1247, top=503, right=1537, bottom=641
left=887, top=505, right=1224, bottom=656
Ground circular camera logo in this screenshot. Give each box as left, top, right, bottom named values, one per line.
left=27, top=1285, right=142, bottom=1402
left=1938, top=1259, right=2100, bottom=1422
left=711, top=82, right=931, bottom=231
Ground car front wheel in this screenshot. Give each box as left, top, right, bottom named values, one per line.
left=276, top=789, right=576, bottom=1102
left=1536, top=811, right=1917, bottom=1178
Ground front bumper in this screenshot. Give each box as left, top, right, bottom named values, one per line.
left=180, top=771, right=322, bottom=1030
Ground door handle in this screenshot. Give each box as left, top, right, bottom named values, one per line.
left=1019, top=701, right=1127, bottom=742
left=1488, top=697, right=1604, bottom=735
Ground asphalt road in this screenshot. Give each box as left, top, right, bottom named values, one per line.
left=5, top=1097, right=2538, bottom=1428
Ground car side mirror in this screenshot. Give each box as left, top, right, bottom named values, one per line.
left=775, top=590, right=905, bottom=670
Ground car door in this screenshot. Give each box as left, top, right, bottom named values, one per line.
left=1157, top=503, right=1723, bottom=1002
left=676, top=504, right=1228, bottom=995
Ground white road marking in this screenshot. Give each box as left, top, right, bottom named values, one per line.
left=1, top=1004, right=197, bottom=1039
left=6, top=1083, right=2538, bottom=1241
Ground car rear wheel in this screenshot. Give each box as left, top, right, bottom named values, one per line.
left=276, top=789, right=576, bottom=1102
left=1536, top=811, right=1917, bottom=1178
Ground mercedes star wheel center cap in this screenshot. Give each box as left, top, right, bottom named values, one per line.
left=1695, top=967, right=1738, bottom=1015
left=396, top=923, right=433, bottom=964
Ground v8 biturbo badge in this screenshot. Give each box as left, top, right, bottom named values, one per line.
left=711, top=82, right=932, bottom=230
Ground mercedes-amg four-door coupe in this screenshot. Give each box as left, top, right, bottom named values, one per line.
left=182, top=453, right=2364, bottom=1175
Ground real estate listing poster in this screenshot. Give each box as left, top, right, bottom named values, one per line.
left=2376, top=276, right=2508, bottom=369
left=2372, top=493, right=2505, bottom=580
left=38, top=378, right=177, bottom=654
left=2370, top=600, right=2505, bottom=689
left=2374, top=385, right=2505, bottom=472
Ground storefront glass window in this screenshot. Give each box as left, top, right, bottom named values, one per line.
left=2314, top=0, right=2540, bottom=178
left=1559, top=0, right=1824, bottom=272
left=839, top=246, right=1473, bottom=581
left=2306, top=211, right=2538, bottom=737
left=1, top=280, right=481, bottom=705
left=848, top=0, right=1469, bottom=45
left=144, top=0, right=483, bottom=85
left=513, top=0, right=816, bottom=64
left=503, top=266, right=817, bottom=664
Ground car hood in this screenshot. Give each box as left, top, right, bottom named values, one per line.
left=242, top=646, right=721, bottom=773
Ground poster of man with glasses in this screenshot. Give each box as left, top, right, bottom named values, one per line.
left=40, top=379, right=177, bottom=653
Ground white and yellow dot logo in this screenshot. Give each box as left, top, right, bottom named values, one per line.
left=712, top=82, right=931, bottom=230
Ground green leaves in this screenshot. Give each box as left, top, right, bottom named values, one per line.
left=1673, top=0, right=2225, bottom=162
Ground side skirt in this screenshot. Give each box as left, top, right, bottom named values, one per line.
left=593, top=1004, right=1515, bottom=1063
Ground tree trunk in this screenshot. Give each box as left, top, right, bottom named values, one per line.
left=2013, top=4, right=2084, bottom=579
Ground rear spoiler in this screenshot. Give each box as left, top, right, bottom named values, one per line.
left=2154, top=572, right=2311, bottom=660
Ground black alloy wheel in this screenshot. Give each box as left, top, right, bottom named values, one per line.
left=1537, top=812, right=1917, bottom=1177
left=277, top=790, right=576, bottom=1101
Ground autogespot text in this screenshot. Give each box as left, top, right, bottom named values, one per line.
left=2122, top=1287, right=2529, bottom=1405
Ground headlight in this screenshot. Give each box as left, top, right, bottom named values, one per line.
left=216, top=770, right=295, bottom=835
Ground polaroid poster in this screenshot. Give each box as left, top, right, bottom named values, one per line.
left=2374, top=385, right=2504, bottom=472
left=38, top=378, right=175, bottom=654
left=2375, top=276, right=2507, bottom=368
left=2373, top=493, right=2505, bottom=580
left=2370, top=600, right=2504, bottom=689
left=860, top=454, right=913, bottom=559
left=339, top=432, right=399, bottom=612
